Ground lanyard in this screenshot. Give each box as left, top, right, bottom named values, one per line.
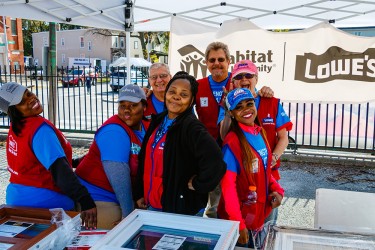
left=152, top=117, right=174, bottom=148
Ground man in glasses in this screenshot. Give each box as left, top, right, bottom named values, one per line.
left=196, top=42, right=232, bottom=144
left=220, top=59, right=293, bottom=223
left=196, top=42, right=273, bottom=218
left=144, top=63, right=172, bottom=119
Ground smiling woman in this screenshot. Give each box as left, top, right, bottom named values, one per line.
left=0, top=82, right=97, bottom=229
left=218, top=88, right=285, bottom=248
left=134, top=71, right=226, bottom=216
left=74, top=84, right=150, bottom=229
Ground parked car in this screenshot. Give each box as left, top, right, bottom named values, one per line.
left=61, top=68, right=98, bottom=87
left=31, top=69, right=44, bottom=80
left=27, top=67, right=44, bottom=80
left=109, top=70, right=149, bottom=91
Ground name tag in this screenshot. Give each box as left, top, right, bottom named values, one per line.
left=200, top=97, right=208, bottom=107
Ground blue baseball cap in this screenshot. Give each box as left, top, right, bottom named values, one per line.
left=118, top=84, right=146, bottom=103
left=225, top=88, right=254, bottom=111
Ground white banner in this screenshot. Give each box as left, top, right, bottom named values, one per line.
left=169, top=16, right=375, bottom=103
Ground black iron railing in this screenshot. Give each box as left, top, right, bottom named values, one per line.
left=0, top=66, right=374, bottom=154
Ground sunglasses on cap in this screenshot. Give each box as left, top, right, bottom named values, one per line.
left=233, top=73, right=256, bottom=81
left=207, top=57, right=226, bottom=63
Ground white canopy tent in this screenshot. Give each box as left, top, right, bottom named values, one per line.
left=0, top=0, right=375, bottom=31
left=109, top=57, right=152, bottom=68
left=1, top=0, right=375, bottom=84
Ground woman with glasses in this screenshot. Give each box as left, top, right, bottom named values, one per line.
left=221, top=60, right=292, bottom=181
left=134, top=71, right=226, bottom=216
left=219, top=60, right=292, bottom=224
left=218, top=88, right=284, bottom=248
left=75, top=84, right=149, bottom=229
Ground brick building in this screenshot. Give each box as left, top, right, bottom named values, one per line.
left=0, top=16, right=24, bottom=73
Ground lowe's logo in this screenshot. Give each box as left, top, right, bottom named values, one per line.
left=262, top=117, right=274, bottom=124
left=295, top=46, right=375, bottom=83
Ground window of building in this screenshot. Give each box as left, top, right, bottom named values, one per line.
left=62, top=54, right=66, bottom=63
left=61, top=38, right=65, bottom=46
left=43, top=37, right=48, bottom=47
left=11, top=19, right=17, bottom=36
left=80, top=37, right=84, bottom=48
left=120, top=37, right=125, bottom=48
left=134, top=41, right=139, bottom=49
left=13, top=61, right=19, bottom=70
left=114, top=37, right=119, bottom=48
left=88, top=41, right=92, bottom=51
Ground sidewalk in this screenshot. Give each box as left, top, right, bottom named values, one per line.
left=1, top=128, right=374, bottom=166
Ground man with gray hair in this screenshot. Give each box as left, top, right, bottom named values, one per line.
left=144, top=63, right=172, bottom=119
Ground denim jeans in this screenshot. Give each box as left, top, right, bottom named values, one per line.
left=236, top=232, right=255, bottom=248
left=236, top=225, right=269, bottom=249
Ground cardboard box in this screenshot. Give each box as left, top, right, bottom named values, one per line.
left=0, top=205, right=80, bottom=250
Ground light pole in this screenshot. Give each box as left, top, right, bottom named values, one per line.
left=47, top=22, right=57, bottom=125
left=125, top=0, right=133, bottom=85
left=1, top=16, right=10, bottom=69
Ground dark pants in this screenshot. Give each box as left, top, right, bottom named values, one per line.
left=86, top=80, right=91, bottom=94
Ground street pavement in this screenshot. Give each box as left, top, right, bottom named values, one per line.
left=0, top=137, right=374, bottom=230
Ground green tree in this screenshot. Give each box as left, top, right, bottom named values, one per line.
left=272, top=29, right=290, bottom=32
left=22, top=20, right=49, bottom=56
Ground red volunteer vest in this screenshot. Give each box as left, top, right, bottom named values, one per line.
left=7, top=116, right=72, bottom=193
left=257, top=97, right=292, bottom=180
left=218, top=131, right=273, bottom=230
left=144, top=96, right=158, bottom=120
left=75, top=115, right=148, bottom=192
left=196, top=76, right=231, bottom=139
left=143, top=128, right=166, bottom=209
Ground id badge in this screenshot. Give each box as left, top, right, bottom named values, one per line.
left=252, top=158, right=259, bottom=173
left=200, top=97, right=208, bottom=107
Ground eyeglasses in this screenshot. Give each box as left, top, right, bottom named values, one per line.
left=149, top=74, right=169, bottom=80
left=207, top=57, right=226, bottom=63
left=233, top=73, right=256, bottom=81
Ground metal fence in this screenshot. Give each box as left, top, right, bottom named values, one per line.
left=0, top=66, right=374, bottom=154
left=282, top=102, right=374, bottom=154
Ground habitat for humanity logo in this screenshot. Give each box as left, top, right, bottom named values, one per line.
left=178, top=45, right=208, bottom=78
left=295, top=46, right=375, bottom=83
left=177, top=45, right=274, bottom=78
